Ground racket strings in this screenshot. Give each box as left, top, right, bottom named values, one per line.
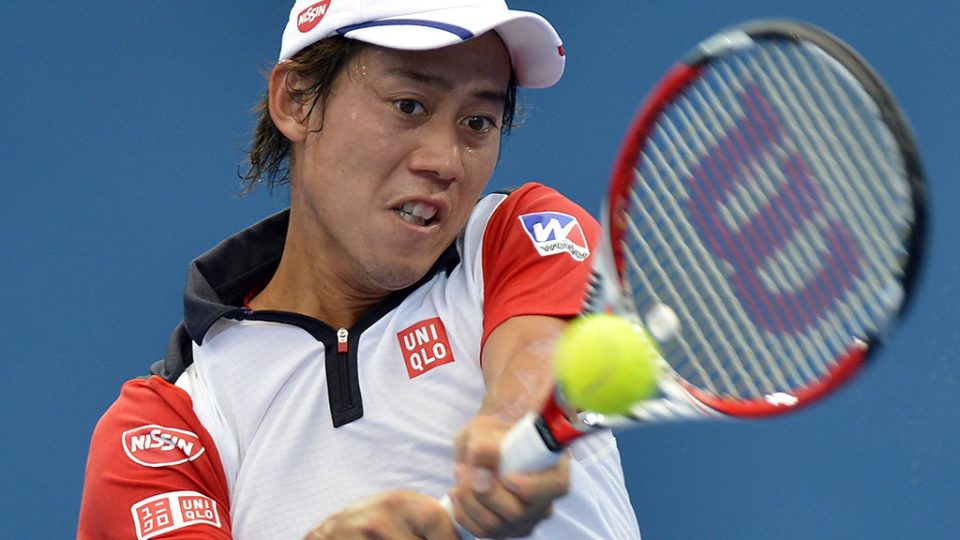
left=617, top=38, right=911, bottom=401
left=771, top=46, right=912, bottom=307
left=744, top=45, right=911, bottom=347
left=685, top=78, right=825, bottom=387
left=621, top=183, right=745, bottom=394
left=733, top=60, right=869, bottom=376
left=709, top=70, right=850, bottom=378
left=747, top=48, right=897, bottom=315
left=640, top=92, right=810, bottom=396
left=637, top=97, right=790, bottom=396
left=684, top=76, right=832, bottom=382
left=632, top=110, right=756, bottom=394
left=784, top=45, right=912, bottom=238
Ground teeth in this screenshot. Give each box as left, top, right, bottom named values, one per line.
left=400, top=202, right=438, bottom=221
left=396, top=201, right=439, bottom=226
left=396, top=210, right=423, bottom=225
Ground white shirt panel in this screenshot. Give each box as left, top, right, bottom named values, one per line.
left=179, top=191, right=640, bottom=539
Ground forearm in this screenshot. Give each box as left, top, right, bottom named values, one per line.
left=480, top=317, right=566, bottom=423
left=478, top=315, right=567, bottom=422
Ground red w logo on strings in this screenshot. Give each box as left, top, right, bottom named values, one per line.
left=684, top=84, right=863, bottom=335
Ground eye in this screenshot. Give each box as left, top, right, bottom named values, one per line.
left=464, top=115, right=497, bottom=133
left=394, top=99, right=426, bottom=116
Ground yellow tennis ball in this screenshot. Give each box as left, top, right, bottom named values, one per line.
left=554, top=314, right=660, bottom=414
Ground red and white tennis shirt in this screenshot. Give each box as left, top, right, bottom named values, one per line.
left=79, top=183, right=641, bottom=539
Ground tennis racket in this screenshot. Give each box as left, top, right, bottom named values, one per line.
left=443, top=18, right=925, bottom=537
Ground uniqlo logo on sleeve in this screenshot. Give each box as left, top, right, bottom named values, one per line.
left=397, top=317, right=455, bottom=379
left=131, top=491, right=221, bottom=540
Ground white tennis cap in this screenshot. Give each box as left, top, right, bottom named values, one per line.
left=279, top=0, right=565, bottom=88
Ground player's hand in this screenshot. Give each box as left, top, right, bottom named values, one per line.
left=449, top=414, right=570, bottom=538
left=304, top=490, right=457, bottom=540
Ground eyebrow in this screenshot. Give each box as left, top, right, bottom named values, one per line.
left=387, top=67, right=508, bottom=105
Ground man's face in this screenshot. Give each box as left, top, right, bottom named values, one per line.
left=288, top=32, right=512, bottom=296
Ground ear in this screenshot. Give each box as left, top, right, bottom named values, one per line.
left=268, top=63, right=311, bottom=143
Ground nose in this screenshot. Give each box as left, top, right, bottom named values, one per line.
left=407, top=123, right=465, bottom=183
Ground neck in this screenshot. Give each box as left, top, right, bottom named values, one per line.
left=247, top=215, right=384, bottom=329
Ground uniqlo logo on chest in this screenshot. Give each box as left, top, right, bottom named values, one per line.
left=397, top=317, right=455, bottom=379
left=131, top=491, right=221, bottom=540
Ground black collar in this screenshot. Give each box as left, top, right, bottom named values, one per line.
left=151, top=209, right=461, bottom=381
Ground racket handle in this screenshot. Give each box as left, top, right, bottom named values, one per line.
left=499, top=411, right=564, bottom=474
left=441, top=412, right=563, bottom=539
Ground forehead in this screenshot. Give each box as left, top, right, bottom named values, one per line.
left=355, top=31, right=513, bottom=90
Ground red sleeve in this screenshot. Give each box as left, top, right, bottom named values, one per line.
left=481, top=182, right=600, bottom=348
left=78, top=376, right=232, bottom=539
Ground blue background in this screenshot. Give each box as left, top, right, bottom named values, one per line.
left=2, top=2, right=958, bottom=538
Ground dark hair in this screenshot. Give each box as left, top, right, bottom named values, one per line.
left=241, top=37, right=365, bottom=192
left=241, top=36, right=519, bottom=193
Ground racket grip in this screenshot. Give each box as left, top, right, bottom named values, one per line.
left=499, top=411, right=564, bottom=474
left=441, top=412, right=563, bottom=539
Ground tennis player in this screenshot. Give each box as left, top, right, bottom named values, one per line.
left=79, top=1, right=641, bottom=538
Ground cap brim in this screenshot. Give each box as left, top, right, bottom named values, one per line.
left=338, top=8, right=565, bottom=88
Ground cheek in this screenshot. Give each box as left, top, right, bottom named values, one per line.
left=336, top=119, right=407, bottom=173
left=302, top=126, right=397, bottom=185
left=464, top=143, right=500, bottom=184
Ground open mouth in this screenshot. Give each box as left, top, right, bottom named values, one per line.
left=393, top=201, right=439, bottom=227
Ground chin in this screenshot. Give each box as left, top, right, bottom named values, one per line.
left=365, top=262, right=431, bottom=293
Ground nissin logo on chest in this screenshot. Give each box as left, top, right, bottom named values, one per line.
left=519, top=212, right=590, bottom=261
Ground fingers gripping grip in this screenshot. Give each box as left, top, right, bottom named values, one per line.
left=441, top=412, right=562, bottom=539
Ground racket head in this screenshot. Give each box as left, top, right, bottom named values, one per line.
left=596, top=19, right=926, bottom=420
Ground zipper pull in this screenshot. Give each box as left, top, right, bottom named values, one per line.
left=337, top=328, right=349, bottom=354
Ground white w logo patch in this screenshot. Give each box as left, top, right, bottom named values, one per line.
left=518, top=212, right=590, bottom=262
left=530, top=218, right=578, bottom=243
